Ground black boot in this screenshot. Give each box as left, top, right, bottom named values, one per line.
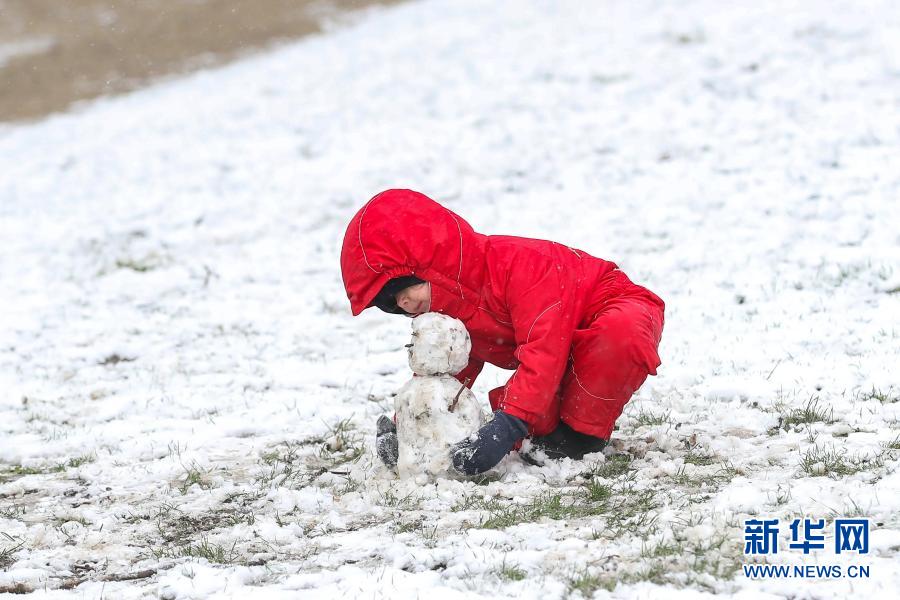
left=521, top=421, right=607, bottom=465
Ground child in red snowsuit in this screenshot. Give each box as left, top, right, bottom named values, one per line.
left=340, top=189, right=664, bottom=475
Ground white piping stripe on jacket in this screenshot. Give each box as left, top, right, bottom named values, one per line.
left=478, top=306, right=512, bottom=325
left=571, top=365, right=606, bottom=399
left=358, top=199, right=379, bottom=273
left=448, top=212, right=465, bottom=299
left=525, top=301, right=561, bottom=344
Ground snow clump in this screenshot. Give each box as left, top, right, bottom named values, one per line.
left=394, top=313, right=487, bottom=481
left=406, top=312, right=470, bottom=376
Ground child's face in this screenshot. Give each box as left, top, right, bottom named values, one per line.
left=395, top=282, right=431, bottom=315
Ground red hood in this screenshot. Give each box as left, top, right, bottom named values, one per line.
left=340, top=189, right=488, bottom=316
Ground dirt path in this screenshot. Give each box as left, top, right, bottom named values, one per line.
left=0, top=0, right=400, bottom=124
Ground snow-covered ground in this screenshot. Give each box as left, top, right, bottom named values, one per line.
left=2, top=0, right=899, bottom=597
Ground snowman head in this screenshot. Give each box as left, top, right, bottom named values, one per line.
left=407, top=313, right=471, bottom=376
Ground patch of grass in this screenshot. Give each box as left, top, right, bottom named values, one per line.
left=395, top=519, right=423, bottom=534
left=115, top=257, right=158, bottom=272
left=587, top=454, right=632, bottom=479
left=256, top=441, right=318, bottom=490
left=0, top=465, right=45, bottom=482
left=473, top=479, right=660, bottom=537
left=0, top=505, right=25, bottom=520
left=117, top=509, right=151, bottom=525
left=178, top=461, right=214, bottom=494
left=631, top=562, right=668, bottom=584
left=497, top=559, right=527, bottom=582
left=859, top=387, right=898, bottom=404
left=421, top=522, right=440, bottom=545
left=154, top=537, right=238, bottom=564
left=255, top=423, right=364, bottom=493
left=684, top=534, right=741, bottom=583
left=333, top=476, right=362, bottom=496
left=0, top=534, right=26, bottom=569
left=393, top=520, right=441, bottom=546
left=826, top=497, right=868, bottom=518
left=683, top=450, right=717, bottom=466
left=55, top=454, right=96, bottom=471
left=885, top=435, right=900, bottom=450
left=66, top=454, right=95, bottom=468
left=154, top=502, right=256, bottom=546
left=469, top=472, right=504, bottom=486
left=562, top=530, right=741, bottom=595
left=567, top=567, right=612, bottom=595
left=316, top=418, right=365, bottom=469
left=565, top=563, right=668, bottom=594
left=799, top=445, right=887, bottom=478
left=376, top=487, right=420, bottom=510
left=582, top=480, right=613, bottom=502
left=669, top=463, right=739, bottom=489
left=780, top=397, right=835, bottom=427
left=479, top=492, right=586, bottom=529
left=0, top=456, right=93, bottom=481
left=633, top=408, right=671, bottom=427
left=451, top=494, right=483, bottom=512
left=641, top=540, right=681, bottom=558
left=148, top=501, right=261, bottom=565
left=259, top=450, right=280, bottom=464
left=815, top=261, right=868, bottom=287
left=628, top=533, right=740, bottom=590
left=602, top=485, right=661, bottom=538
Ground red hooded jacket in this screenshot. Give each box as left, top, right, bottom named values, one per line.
left=340, top=189, right=663, bottom=434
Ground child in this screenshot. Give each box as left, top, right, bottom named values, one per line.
left=340, top=189, right=665, bottom=475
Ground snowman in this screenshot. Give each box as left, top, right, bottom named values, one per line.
left=391, top=313, right=488, bottom=480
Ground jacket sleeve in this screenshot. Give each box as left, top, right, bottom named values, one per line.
left=454, top=357, right=484, bottom=389
left=496, top=254, right=579, bottom=431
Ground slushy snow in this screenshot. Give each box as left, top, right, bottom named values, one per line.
left=395, top=313, right=486, bottom=480
left=1, top=0, right=899, bottom=597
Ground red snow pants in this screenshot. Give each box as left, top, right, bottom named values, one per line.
left=489, top=294, right=664, bottom=440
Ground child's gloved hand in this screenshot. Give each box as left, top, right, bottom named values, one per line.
left=450, top=411, right=528, bottom=475
left=375, top=415, right=398, bottom=468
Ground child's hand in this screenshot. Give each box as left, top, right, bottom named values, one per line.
left=375, top=415, right=398, bottom=468
left=449, top=412, right=528, bottom=475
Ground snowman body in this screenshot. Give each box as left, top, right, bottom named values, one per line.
left=394, top=313, right=487, bottom=480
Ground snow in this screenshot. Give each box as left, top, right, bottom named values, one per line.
left=2, top=0, right=900, bottom=597
left=407, top=313, right=471, bottom=376
left=395, top=313, right=486, bottom=480
left=395, top=375, right=486, bottom=481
